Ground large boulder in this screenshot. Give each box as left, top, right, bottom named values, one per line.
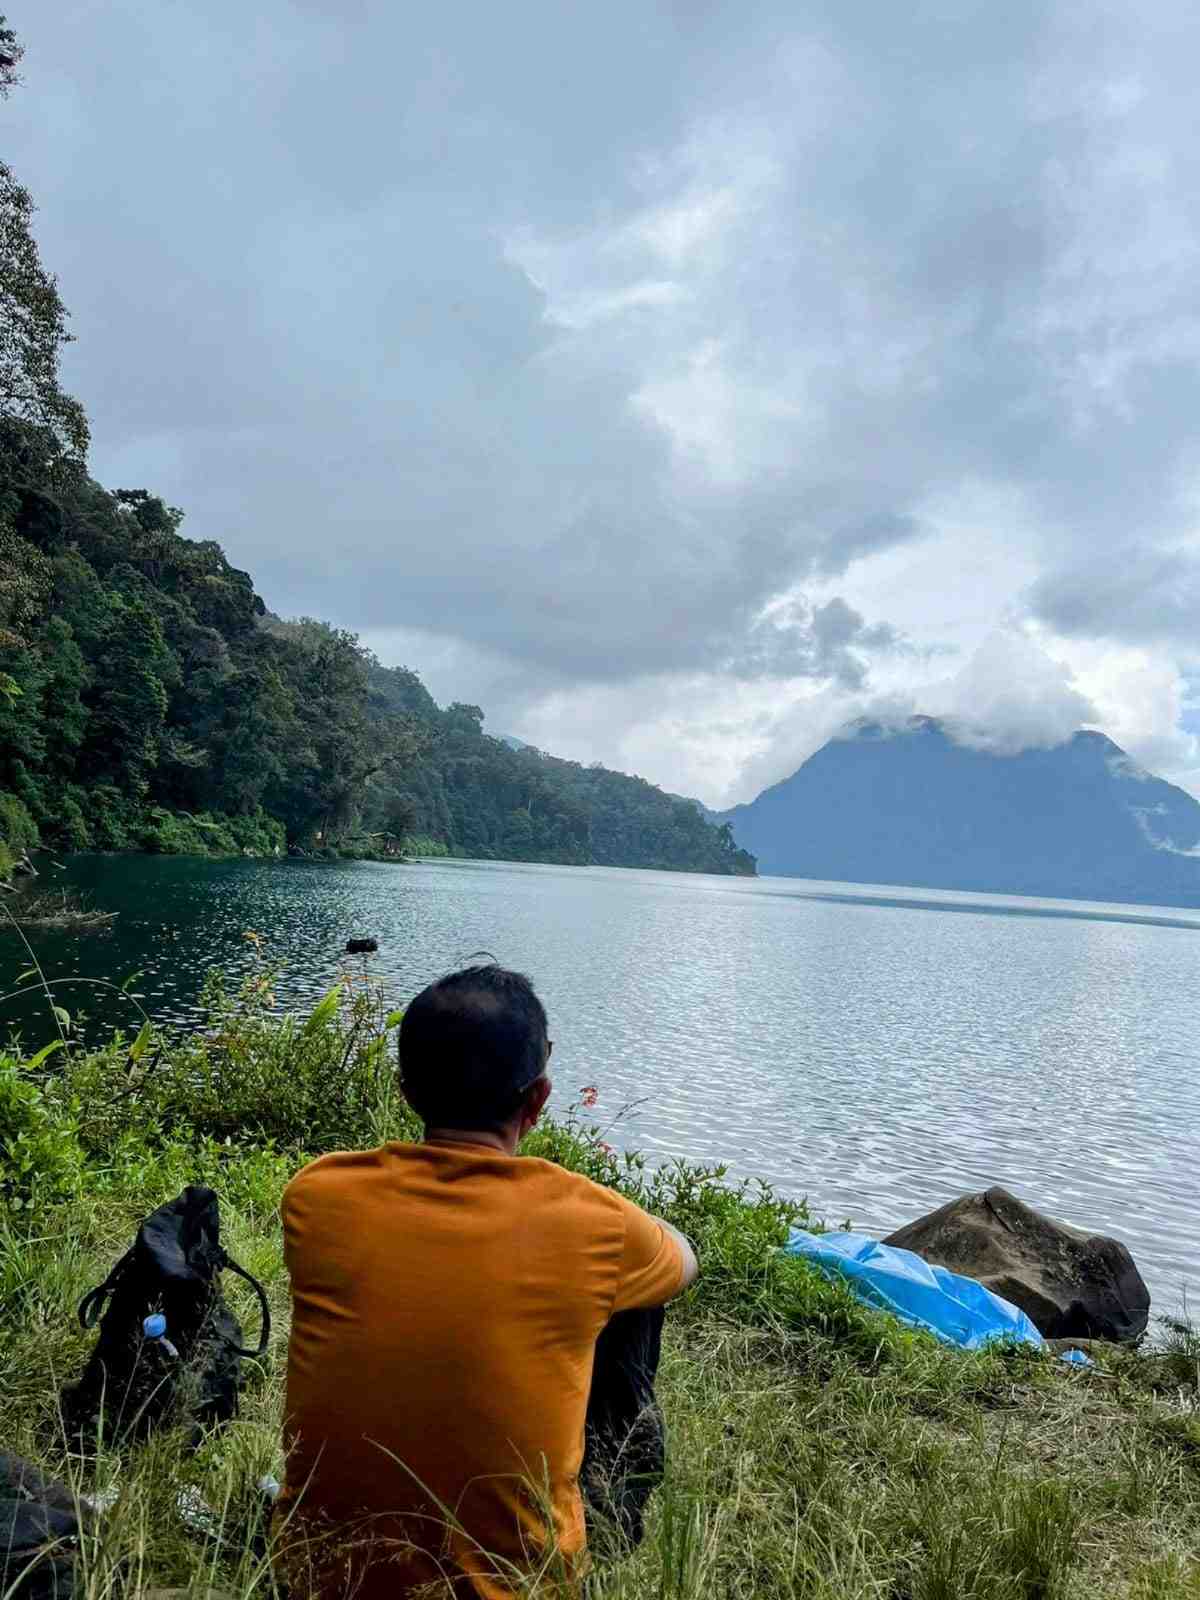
left=884, top=1186, right=1150, bottom=1342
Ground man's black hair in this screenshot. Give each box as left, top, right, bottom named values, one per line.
left=399, top=964, right=550, bottom=1131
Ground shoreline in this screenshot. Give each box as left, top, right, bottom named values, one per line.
left=34, top=846, right=1200, bottom=924
left=4, top=840, right=758, bottom=891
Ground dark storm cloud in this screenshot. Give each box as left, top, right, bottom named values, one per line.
left=9, top=0, right=1200, bottom=698
left=1029, top=546, right=1200, bottom=646
left=730, top=597, right=905, bottom=689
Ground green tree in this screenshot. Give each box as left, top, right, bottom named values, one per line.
left=0, top=18, right=88, bottom=458
left=39, top=618, right=89, bottom=771
left=0, top=15, right=23, bottom=98
left=85, top=600, right=171, bottom=793
left=206, top=662, right=291, bottom=816
left=0, top=636, right=46, bottom=781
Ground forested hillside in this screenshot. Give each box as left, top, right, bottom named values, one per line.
left=365, top=663, right=754, bottom=870
left=0, top=20, right=753, bottom=880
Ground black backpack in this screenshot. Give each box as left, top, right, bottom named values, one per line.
left=61, top=1186, right=270, bottom=1448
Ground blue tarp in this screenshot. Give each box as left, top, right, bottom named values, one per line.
left=783, top=1228, right=1046, bottom=1352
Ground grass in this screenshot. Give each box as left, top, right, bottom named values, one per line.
left=2, top=967, right=1199, bottom=1598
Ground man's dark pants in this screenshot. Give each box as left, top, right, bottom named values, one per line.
left=581, top=1306, right=666, bottom=1549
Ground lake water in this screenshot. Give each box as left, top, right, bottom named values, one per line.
left=5, top=854, right=1199, bottom=1317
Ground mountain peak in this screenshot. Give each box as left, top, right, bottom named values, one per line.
left=841, top=712, right=947, bottom=740
left=723, top=719, right=1200, bottom=908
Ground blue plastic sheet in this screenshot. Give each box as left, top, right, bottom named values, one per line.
left=783, top=1228, right=1045, bottom=1352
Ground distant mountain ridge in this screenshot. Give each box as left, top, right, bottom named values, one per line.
left=720, top=716, right=1200, bottom=908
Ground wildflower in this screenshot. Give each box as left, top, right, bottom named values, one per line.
left=580, top=1085, right=599, bottom=1108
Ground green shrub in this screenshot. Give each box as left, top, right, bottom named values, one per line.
left=7, top=764, right=47, bottom=827
left=119, top=805, right=284, bottom=858
left=400, top=833, right=450, bottom=857
left=221, top=809, right=285, bottom=855
left=85, top=784, right=136, bottom=850
left=0, top=790, right=40, bottom=859
left=53, top=786, right=93, bottom=850
left=139, top=805, right=204, bottom=854
left=0, top=1046, right=84, bottom=1210
left=58, top=967, right=418, bottom=1159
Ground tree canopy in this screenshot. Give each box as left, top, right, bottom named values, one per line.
left=366, top=661, right=754, bottom=871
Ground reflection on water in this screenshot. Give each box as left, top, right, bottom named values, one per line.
left=4, top=854, right=1198, bottom=1315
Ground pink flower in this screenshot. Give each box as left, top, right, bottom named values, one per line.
left=580, top=1085, right=599, bottom=1108
left=599, top=1141, right=615, bottom=1155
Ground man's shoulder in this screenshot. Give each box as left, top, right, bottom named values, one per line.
left=282, top=1147, right=384, bottom=1207
left=518, top=1156, right=638, bottom=1222
left=282, top=1145, right=643, bottom=1233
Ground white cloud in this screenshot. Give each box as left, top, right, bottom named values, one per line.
left=16, top=0, right=1200, bottom=813
left=633, top=186, right=744, bottom=268
left=539, top=279, right=691, bottom=332
left=1044, top=639, right=1200, bottom=788
left=921, top=631, right=1098, bottom=754
left=630, top=340, right=808, bottom=485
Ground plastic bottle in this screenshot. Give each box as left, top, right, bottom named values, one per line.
left=142, top=1312, right=180, bottom=1359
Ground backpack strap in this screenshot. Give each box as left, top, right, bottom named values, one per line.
left=77, top=1248, right=134, bottom=1329
left=217, top=1252, right=272, bottom=1359
left=76, top=1244, right=270, bottom=1357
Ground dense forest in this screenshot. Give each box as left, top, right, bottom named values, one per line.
left=363, top=665, right=755, bottom=870
left=0, top=19, right=754, bottom=881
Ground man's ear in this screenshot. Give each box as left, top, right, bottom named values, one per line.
left=520, top=1074, right=552, bottom=1134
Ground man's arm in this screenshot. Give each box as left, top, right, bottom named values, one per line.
left=611, top=1198, right=700, bottom=1312
left=651, top=1215, right=698, bottom=1293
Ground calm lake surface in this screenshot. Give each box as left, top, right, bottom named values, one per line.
left=5, top=854, right=1199, bottom=1315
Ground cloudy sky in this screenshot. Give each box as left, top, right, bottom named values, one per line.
left=10, top=1, right=1200, bottom=805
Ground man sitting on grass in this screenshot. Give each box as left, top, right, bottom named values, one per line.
left=278, top=962, right=698, bottom=1598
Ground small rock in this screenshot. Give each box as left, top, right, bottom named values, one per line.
left=345, top=936, right=378, bottom=954
left=884, top=1186, right=1150, bottom=1343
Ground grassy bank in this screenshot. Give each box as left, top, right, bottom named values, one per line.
left=2, top=969, right=1199, bottom=1598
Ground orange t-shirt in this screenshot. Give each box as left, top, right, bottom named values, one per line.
left=278, top=1141, right=684, bottom=1599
